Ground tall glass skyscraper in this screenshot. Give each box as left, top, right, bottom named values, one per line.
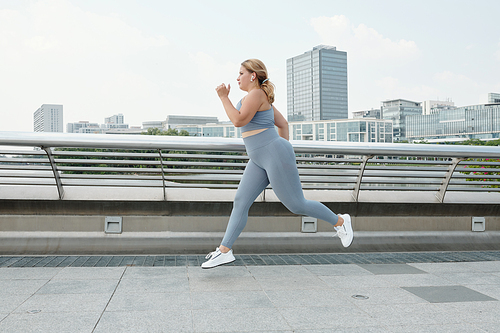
left=287, top=45, right=348, bottom=122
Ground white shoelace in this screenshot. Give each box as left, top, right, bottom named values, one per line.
left=205, top=248, right=220, bottom=260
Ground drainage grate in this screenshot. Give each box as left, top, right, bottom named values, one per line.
left=1, top=251, right=499, bottom=268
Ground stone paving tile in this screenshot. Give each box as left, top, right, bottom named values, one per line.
left=246, top=265, right=314, bottom=277
left=434, top=272, right=500, bottom=285
left=355, top=303, right=465, bottom=326
left=115, top=275, right=190, bottom=294
left=473, top=322, right=500, bottom=332
left=378, top=273, right=456, bottom=287
left=403, top=285, right=497, bottom=303
left=13, top=293, right=111, bottom=313
left=52, top=267, right=125, bottom=280
left=358, top=263, right=428, bottom=275
left=465, top=283, right=500, bottom=300
left=192, top=307, right=291, bottom=332
left=94, top=309, right=193, bottom=333
left=188, top=265, right=251, bottom=278
left=0, top=311, right=101, bottom=333
left=303, top=263, right=374, bottom=276
left=336, top=286, right=426, bottom=305
left=256, top=275, right=331, bottom=291
left=0, top=294, right=32, bottom=313
left=191, top=290, right=274, bottom=309
left=278, top=306, right=381, bottom=330
left=121, top=266, right=187, bottom=279
left=319, top=274, right=394, bottom=289
left=294, top=328, right=389, bottom=333
left=385, top=323, right=482, bottom=333
left=408, top=262, right=484, bottom=273
left=264, top=289, right=354, bottom=308
left=0, top=279, right=48, bottom=295
left=432, top=301, right=500, bottom=324
left=0, top=267, right=61, bottom=280
left=464, top=260, right=500, bottom=272
left=189, top=276, right=262, bottom=292
left=36, top=279, right=118, bottom=295
left=106, top=292, right=192, bottom=312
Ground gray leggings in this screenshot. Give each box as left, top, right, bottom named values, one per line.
left=221, top=128, right=339, bottom=249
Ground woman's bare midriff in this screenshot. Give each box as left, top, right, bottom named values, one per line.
left=242, top=128, right=268, bottom=138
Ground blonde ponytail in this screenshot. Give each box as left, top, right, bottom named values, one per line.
left=241, top=59, right=275, bottom=104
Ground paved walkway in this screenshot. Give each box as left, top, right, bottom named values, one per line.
left=1, top=252, right=499, bottom=332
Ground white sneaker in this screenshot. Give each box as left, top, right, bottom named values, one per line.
left=201, top=247, right=235, bottom=269
left=336, top=214, right=353, bottom=247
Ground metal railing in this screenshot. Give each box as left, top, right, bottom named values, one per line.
left=1, top=131, right=500, bottom=202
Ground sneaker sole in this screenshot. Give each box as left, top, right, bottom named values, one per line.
left=201, top=258, right=236, bottom=269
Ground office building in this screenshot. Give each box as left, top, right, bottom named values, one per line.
left=67, top=121, right=101, bottom=134
left=422, top=100, right=455, bottom=115
left=287, top=45, right=348, bottom=122
left=164, top=115, right=219, bottom=130
left=290, top=119, right=392, bottom=143
left=382, top=99, right=422, bottom=141
left=33, top=104, right=63, bottom=132
left=488, top=93, right=500, bottom=104
left=406, top=102, right=500, bottom=141
left=352, top=108, right=382, bottom=119
left=142, top=121, right=165, bottom=130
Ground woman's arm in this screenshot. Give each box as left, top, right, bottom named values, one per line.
left=273, top=106, right=289, bottom=140
left=216, top=84, right=263, bottom=127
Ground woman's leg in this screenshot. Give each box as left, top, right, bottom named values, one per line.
left=261, top=138, right=340, bottom=226
left=220, top=160, right=270, bottom=249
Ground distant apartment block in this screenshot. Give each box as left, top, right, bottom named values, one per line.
left=287, top=45, right=348, bottom=122
left=382, top=99, right=422, bottom=141
left=33, top=104, right=63, bottom=132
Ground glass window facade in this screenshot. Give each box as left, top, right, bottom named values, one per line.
left=287, top=45, right=348, bottom=122
left=382, top=99, right=422, bottom=141
left=406, top=103, right=500, bottom=141
left=289, top=119, right=392, bottom=143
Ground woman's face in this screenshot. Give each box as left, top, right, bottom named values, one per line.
left=237, top=66, right=254, bottom=91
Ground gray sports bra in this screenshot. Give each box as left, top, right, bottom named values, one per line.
left=237, top=99, right=275, bottom=132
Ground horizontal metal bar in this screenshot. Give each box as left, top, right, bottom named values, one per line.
left=2, top=131, right=500, bottom=158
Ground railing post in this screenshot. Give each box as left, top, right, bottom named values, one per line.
left=435, top=157, right=465, bottom=203
left=42, top=146, right=65, bottom=200
left=351, top=155, right=374, bottom=202
left=158, top=149, right=167, bottom=201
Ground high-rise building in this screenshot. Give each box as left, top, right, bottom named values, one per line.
left=287, top=45, right=348, bottom=122
left=33, top=104, right=63, bottom=132
left=382, top=99, right=422, bottom=141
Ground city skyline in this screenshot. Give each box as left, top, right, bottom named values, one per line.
left=1, top=0, right=499, bottom=132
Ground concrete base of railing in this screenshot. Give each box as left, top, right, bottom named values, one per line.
left=1, top=231, right=500, bottom=255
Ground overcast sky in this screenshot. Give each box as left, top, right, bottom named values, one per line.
left=1, top=0, right=499, bottom=132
